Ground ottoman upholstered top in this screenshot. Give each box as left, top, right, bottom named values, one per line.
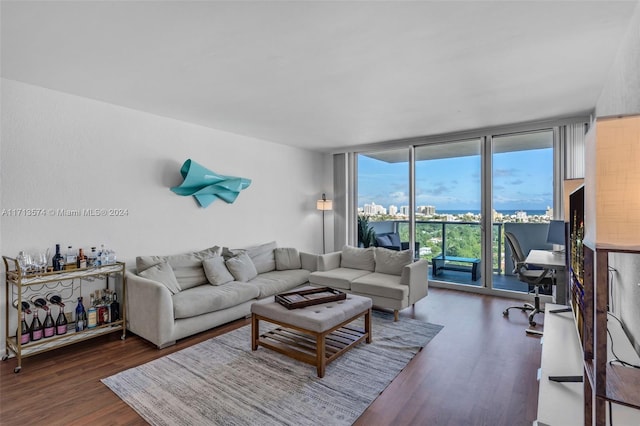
left=251, top=292, right=372, bottom=333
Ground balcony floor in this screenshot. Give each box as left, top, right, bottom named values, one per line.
left=429, top=267, right=543, bottom=293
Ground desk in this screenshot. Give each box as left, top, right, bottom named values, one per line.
left=525, top=250, right=566, bottom=305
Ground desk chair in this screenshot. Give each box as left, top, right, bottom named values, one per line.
left=502, top=231, right=554, bottom=327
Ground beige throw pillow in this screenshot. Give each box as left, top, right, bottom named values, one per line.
left=225, top=252, right=258, bottom=282
left=275, top=248, right=301, bottom=270
left=375, top=247, right=413, bottom=276
left=340, top=245, right=375, bottom=272
left=138, top=261, right=182, bottom=294
left=203, top=256, right=235, bottom=285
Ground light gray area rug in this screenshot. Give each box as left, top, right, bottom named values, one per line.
left=102, top=311, right=442, bottom=426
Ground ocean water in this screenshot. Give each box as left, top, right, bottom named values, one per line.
left=436, top=209, right=548, bottom=216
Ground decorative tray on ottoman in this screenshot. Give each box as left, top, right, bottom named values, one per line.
left=275, top=287, right=346, bottom=309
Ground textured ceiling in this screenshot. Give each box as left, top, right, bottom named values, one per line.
left=1, top=1, right=637, bottom=152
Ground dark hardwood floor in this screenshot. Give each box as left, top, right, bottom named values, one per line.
left=0, top=288, right=543, bottom=426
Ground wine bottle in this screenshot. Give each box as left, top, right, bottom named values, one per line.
left=75, top=297, right=86, bottom=332
left=55, top=306, right=68, bottom=335
left=87, top=295, right=97, bottom=329
left=12, top=299, right=32, bottom=314
left=30, top=310, right=43, bottom=341
left=46, top=292, right=65, bottom=308
left=43, top=309, right=55, bottom=338
left=52, top=244, right=64, bottom=271
left=19, top=311, right=30, bottom=345
left=30, top=296, right=49, bottom=312
left=110, top=292, right=120, bottom=322
left=77, top=248, right=87, bottom=269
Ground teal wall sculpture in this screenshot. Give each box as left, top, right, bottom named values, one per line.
left=170, top=159, right=251, bottom=208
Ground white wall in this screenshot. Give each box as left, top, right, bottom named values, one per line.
left=0, top=79, right=330, bottom=350
left=596, top=1, right=640, bottom=117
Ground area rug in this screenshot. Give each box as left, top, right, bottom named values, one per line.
left=102, top=311, right=443, bottom=426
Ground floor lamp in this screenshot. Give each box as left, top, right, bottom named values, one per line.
left=316, top=193, right=332, bottom=254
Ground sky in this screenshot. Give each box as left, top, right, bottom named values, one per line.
left=358, top=148, right=553, bottom=212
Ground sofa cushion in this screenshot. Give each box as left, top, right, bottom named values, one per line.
left=340, top=245, right=375, bottom=272
left=351, top=272, right=408, bottom=301
left=225, top=252, right=258, bottom=282
left=248, top=269, right=310, bottom=298
left=246, top=241, right=277, bottom=273
left=275, top=247, right=301, bottom=270
left=136, top=246, right=222, bottom=290
left=138, top=261, right=181, bottom=294
left=309, top=268, right=372, bottom=290
left=172, top=282, right=260, bottom=319
left=203, top=256, right=235, bottom=285
left=375, top=248, right=413, bottom=276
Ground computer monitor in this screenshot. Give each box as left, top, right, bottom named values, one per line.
left=546, top=220, right=566, bottom=247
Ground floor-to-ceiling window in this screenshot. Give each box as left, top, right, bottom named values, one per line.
left=356, top=148, right=409, bottom=246
left=350, top=124, right=559, bottom=297
left=491, top=130, right=554, bottom=293
left=414, top=139, right=482, bottom=286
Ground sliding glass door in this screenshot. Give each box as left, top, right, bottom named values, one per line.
left=491, top=130, right=554, bottom=293
left=414, top=139, right=482, bottom=286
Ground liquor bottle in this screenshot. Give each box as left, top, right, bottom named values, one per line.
left=110, top=292, right=120, bottom=322
left=88, top=247, right=97, bottom=267
left=52, top=244, right=64, bottom=271
left=19, top=311, right=30, bottom=345
left=65, top=246, right=76, bottom=270
left=77, top=248, right=87, bottom=269
left=43, top=309, right=55, bottom=338
left=30, top=309, right=43, bottom=341
left=99, top=244, right=108, bottom=265
left=55, top=306, right=68, bottom=335
left=75, top=297, right=87, bottom=332
left=87, top=295, right=97, bottom=329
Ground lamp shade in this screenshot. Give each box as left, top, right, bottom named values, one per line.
left=584, top=115, right=640, bottom=250
left=317, top=199, right=333, bottom=211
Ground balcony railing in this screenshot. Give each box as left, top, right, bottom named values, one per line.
left=369, top=219, right=551, bottom=278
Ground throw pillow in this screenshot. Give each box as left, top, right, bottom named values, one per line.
left=225, top=252, right=258, bottom=282
left=375, top=235, right=392, bottom=247
left=223, top=241, right=277, bottom=274
left=203, top=256, right=235, bottom=285
left=136, top=245, right=222, bottom=290
left=375, top=247, right=413, bottom=276
left=275, top=247, right=301, bottom=270
left=138, top=261, right=182, bottom=294
left=340, top=245, right=375, bottom=272
left=388, top=233, right=402, bottom=248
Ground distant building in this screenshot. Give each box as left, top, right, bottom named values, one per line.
left=363, top=202, right=386, bottom=215
left=418, top=205, right=436, bottom=215
left=400, top=206, right=409, bottom=216
left=388, top=205, right=398, bottom=215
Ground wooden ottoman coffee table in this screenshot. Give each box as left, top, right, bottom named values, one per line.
left=251, top=292, right=372, bottom=378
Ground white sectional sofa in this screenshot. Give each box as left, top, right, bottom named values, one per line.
left=309, top=245, right=429, bottom=321
left=126, top=242, right=317, bottom=348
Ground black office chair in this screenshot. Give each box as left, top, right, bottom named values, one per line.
left=502, top=231, right=554, bottom=327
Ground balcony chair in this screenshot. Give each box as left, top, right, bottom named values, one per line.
left=502, top=231, right=554, bottom=327
left=374, top=232, right=419, bottom=258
